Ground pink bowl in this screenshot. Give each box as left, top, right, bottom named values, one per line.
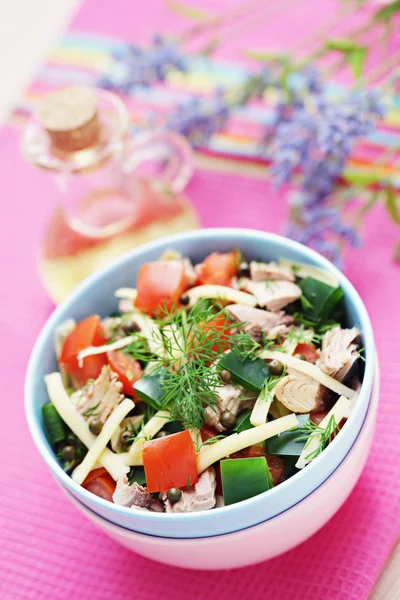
left=59, top=361, right=379, bottom=570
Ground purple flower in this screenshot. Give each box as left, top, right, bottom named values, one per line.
left=98, top=35, right=187, bottom=93
left=267, top=68, right=385, bottom=263
left=165, top=89, right=229, bottom=146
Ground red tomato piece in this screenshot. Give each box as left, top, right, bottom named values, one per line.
left=310, top=411, right=328, bottom=426
left=265, top=454, right=285, bottom=486
left=142, top=430, right=198, bottom=493
left=294, top=343, right=319, bottom=364
left=107, top=350, right=142, bottom=396
left=135, top=260, right=187, bottom=314
left=59, top=315, right=107, bottom=386
left=196, top=251, right=239, bottom=287
left=200, top=425, right=219, bottom=443
left=82, top=468, right=116, bottom=502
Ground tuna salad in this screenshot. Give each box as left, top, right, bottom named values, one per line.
left=42, top=249, right=363, bottom=512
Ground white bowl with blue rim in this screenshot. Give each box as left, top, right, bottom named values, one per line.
left=25, top=228, right=376, bottom=540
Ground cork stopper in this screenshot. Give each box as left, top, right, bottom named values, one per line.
left=39, top=86, right=101, bottom=153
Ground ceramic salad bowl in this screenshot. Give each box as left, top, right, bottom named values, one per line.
left=59, top=362, right=379, bottom=569
left=25, top=228, right=376, bottom=540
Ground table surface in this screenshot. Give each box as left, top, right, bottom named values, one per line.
left=0, top=1, right=398, bottom=598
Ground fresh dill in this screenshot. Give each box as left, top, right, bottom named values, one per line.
left=195, top=433, right=226, bottom=452
left=358, top=347, right=366, bottom=362
left=122, top=334, right=157, bottom=365
left=293, top=415, right=340, bottom=461
left=81, top=402, right=101, bottom=417
left=152, top=299, right=259, bottom=429
left=300, top=294, right=314, bottom=311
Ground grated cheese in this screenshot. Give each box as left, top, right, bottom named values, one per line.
left=197, top=414, right=298, bottom=473
left=44, top=373, right=129, bottom=481
left=186, top=285, right=257, bottom=308
left=260, top=351, right=355, bottom=399
left=77, top=336, right=134, bottom=366
left=115, top=287, right=137, bottom=301
left=296, top=395, right=351, bottom=469
left=72, top=398, right=134, bottom=485
left=126, top=410, right=171, bottom=465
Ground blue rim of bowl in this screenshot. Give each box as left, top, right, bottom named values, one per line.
left=25, top=228, right=375, bottom=531
left=61, top=357, right=378, bottom=539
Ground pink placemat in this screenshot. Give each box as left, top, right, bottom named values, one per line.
left=1, top=1, right=400, bottom=599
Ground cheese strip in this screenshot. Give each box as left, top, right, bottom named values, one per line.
left=53, top=319, right=76, bottom=387
left=197, top=414, right=298, bottom=474
left=77, top=336, right=134, bottom=365
left=115, top=287, right=137, bottom=300
left=126, top=410, right=171, bottom=465
left=296, top=396, right=351, bottom=469
left=250, top=385, right=275, bottom=427
left=72, top=398, right=134, bottom=484
left=44, top=373, right=129, bottom=481
left=260, top=351, right=355, bottom=398
left=278, top=259, right=339, bottom=288
left=186, top=285, right=257, bottom=308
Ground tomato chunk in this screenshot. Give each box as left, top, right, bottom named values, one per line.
left=142, top=430, right=198, bottom=493
left=82, top=468, right=116, bottom=502
left=196, top=251, right=239, bottom=286
left=107, top=350, right=142, bottom=396
left=59, top=315, right=107, bottom=386
left=200, top=425, right=219, bottom=443
left=294, top=343, right=318, bottom=364
left=135, top=260, right=187, bottom=314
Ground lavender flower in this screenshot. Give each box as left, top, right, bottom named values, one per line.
left=267, top=70, right=384, bottom=265
left=165, top=89, right=229, bottom=147
left=98, top=34, right=187, bottom=93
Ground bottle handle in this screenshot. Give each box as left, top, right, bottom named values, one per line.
left=126, top=130, right=194, bottom=194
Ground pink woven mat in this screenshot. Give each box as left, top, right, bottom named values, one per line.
left=1, top=1, right=400, bottom=599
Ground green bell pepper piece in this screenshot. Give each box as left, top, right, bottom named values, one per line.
left=299, top=277, right=344, bottom=322
left=42, top=403, right=67, bottom=447
left=265, top=414, right=310, bottom=456
left=221, top=457, right=272, bottom=505
left=133, top=368, right=170, bottom=410
left=218, top=352, right=270, bottom=393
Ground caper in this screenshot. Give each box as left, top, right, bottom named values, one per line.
left=220, top=369, right=232, bottom=384
left=293, top=353, right=306, bottom=361
left=180, top=293, right=190, bottom=306
left=89, top=418, right=103, bottom=435
left=61, top=445, right=76, bottom=462
left=156, top=430, right=170, bottom=439
left=122, top=320, right=141, bottom=334
left=238, top=261, right=250, bottom=277
left=268, top=359, right=284, bottom=376
left=220, top=410, right=237, bottom=430
left=120, top=430, right=132, bottom=445
left=167, top=488, right=182, bottom=503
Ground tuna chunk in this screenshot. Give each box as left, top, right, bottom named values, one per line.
left=240, top=279, right=301, bottom=312
left=274, top=374, right=329, bottom=413
left=226, top=304, right=294, bottom=342
left=71, top=365, right=124, bottom=423
left=317, top=326, right=360, bottom=381
left=113, top=477, right=164, bottom=512
left=161, top=468, right=216, bottom=513
left=205, top=384, right=247, bottom=431
left=250, top=261, right=295, bottom=282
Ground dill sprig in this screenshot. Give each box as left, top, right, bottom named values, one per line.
left=122, top=334, right=157, bottom=365
left=152, top=299, right=259, bottom=429
left=294, top=415, right=340, bottom=461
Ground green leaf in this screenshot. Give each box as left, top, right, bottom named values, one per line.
left=325, top=38, right=358, bottom=52
left=166, top=1, right=213, bottom=20
left=342, top=168, right=383, bottom=186
left=375, top=0, right=400, bottom=23
left=385, top=185, right=400, bottom=225
left=243, top=49, right=290, bottom=66
left=346, top=46, right=367, bottom=79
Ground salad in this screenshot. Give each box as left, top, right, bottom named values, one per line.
left=43, top=249, right=362, bottom=513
